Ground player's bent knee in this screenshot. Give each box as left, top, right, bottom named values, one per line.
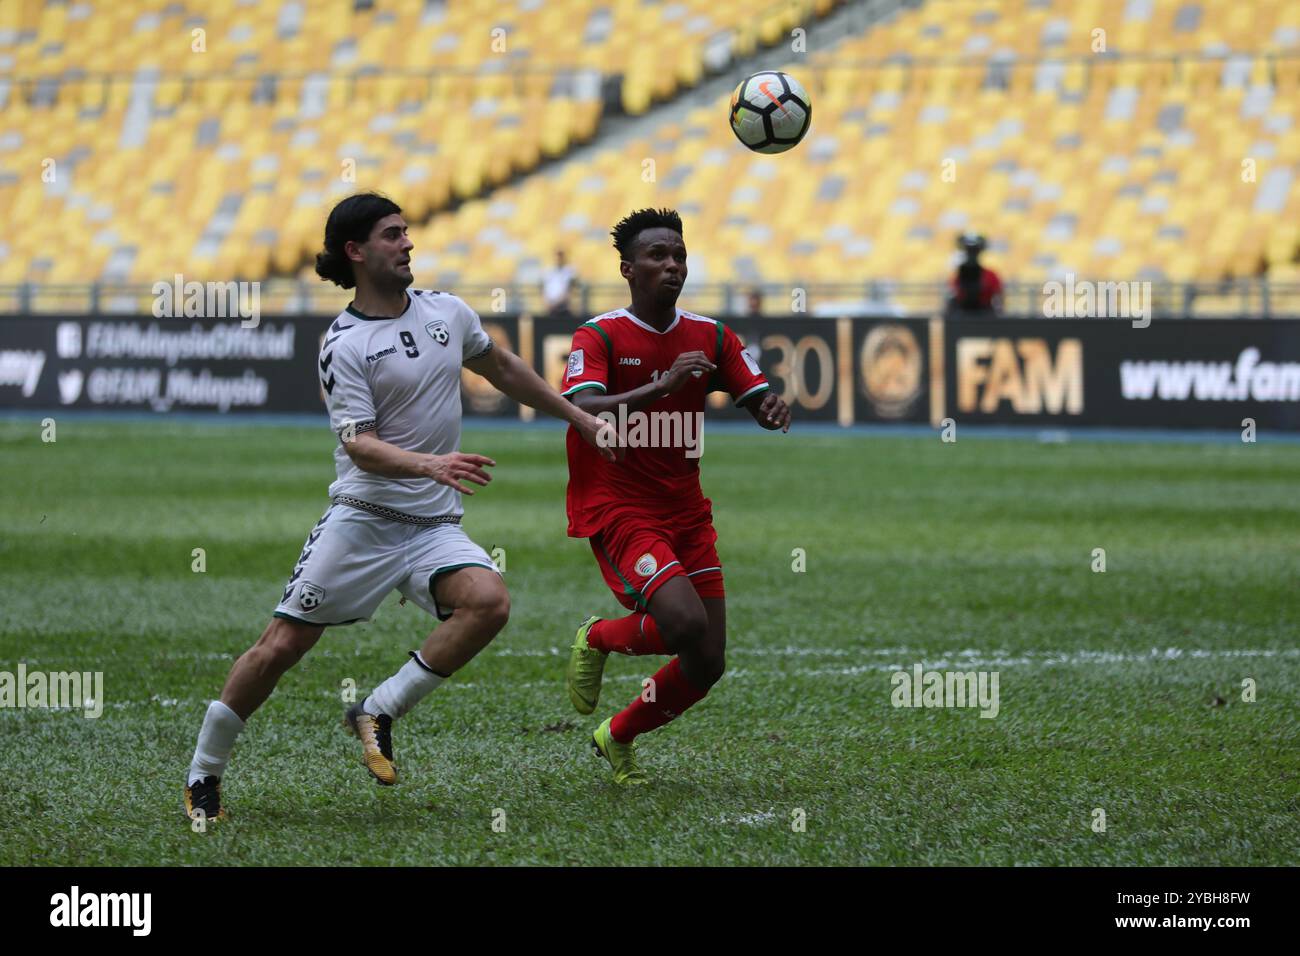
left=679, top=646, right=725, bottom=688
left=698, top=653, right=726, bottom=687
left=458, top=588, right=510, bottom=636
left=480, top=593, right=511, bottom=634
left=653, top=601, right=708, bottom=651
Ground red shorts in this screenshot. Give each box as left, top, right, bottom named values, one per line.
left=589, top=508, right=725, bottom=611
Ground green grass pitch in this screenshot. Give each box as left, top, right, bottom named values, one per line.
left=1, top=418, right=1297, bottom=865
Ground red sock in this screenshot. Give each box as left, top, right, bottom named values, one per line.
left=609, top=657, right=708, bottom=743
left=588, top=613, right=668, bottom=656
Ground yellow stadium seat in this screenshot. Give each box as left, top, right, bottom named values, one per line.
left=200, top=79, right=234, bottom=110
left=1274, top=56, right=1300, bottom=93
left=2, top=0, right=1295, bottom=291
left=621, top=70, right=653, bottom=116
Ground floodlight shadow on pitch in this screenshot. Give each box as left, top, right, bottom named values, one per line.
left=728, top=70, right=812, bottom=154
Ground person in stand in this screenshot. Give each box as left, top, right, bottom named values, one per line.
left=542, top=248, right=580, bottom=318
left=946, top=233, right=1003, bottom=318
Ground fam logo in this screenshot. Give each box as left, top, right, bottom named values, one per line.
left=956, top=336, right=1083, bottom=415
left=860, top=324, right=922, bottom=419
left=426, top=320, right=449, bottom=346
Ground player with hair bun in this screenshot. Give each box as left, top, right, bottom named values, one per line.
left=182, top=193, right=615, bottom=821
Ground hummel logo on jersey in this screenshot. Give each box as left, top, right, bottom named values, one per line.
left=618, top=357, right=642, bottom=366
left=426, top=320, right=449, bottom=346
left=366, top=346, right=396, bottom=363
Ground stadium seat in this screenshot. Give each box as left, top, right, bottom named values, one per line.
left=0, top=0, right=852, bottom=284
left=1, top=0, right=1295, bottom=298
left=370, top=0, right=1300, bottom=297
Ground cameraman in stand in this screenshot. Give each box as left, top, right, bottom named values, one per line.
left=946, top=233, right=1003, bottom=318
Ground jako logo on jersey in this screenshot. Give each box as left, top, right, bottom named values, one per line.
left=618, top=357, right=642, bottom=366
left=366, top=346, right=396, bottom=363
left=298, top=582, right=326, bottom=611
left=634, top=553, right=657, bottom=577
left=567, top=349, right=584, bottom=379
left=426, top=320, right=449, bottom=346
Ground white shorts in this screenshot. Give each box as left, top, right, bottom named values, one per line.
left=273, top=502, right=498, bottom=627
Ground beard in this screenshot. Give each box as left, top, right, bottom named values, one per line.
left=370, top=263, right=414, bottom=292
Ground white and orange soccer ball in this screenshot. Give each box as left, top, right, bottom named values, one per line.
left=728, top=70, right=812, bottom=154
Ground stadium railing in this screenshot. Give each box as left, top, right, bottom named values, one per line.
left=3, top=280, right=1298, bottom=319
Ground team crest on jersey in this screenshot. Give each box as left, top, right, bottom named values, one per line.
left=634, top=553, right=657, bottom=577
left=425, top=320, right=449, bottom=346
left=298, top=582, right=326, bottom=611
left=567, top=348, right=584, bottom=379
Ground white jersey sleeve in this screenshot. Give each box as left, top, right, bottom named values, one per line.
left=457, top=298, right=493, bottom=362
left=322, top=330, right=376, bottom=442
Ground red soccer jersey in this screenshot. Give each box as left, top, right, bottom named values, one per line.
left=562, top=307, right=769, bottom=537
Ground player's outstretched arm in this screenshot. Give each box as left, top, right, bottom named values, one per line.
left=465, top=346, right=617, bottom=461
left=344, top=430, right=496, bottom=495
left=743, top=389, right=792, bottom=432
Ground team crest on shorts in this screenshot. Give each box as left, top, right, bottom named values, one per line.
left=425, top=320, right=449, bottom=346
left=634, top=553, right=657, bottom=577
left=298, top=581, right=326, bottom=611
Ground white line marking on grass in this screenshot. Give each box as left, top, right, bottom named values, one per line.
left=491, top=646, right=1300, bottom=663
left=16, top=647, right=1292, bottom=709
left=97, top=695, right=188, bottom=709
left=727, top=647, right=1300, bottom=679
left=717, top=808, right=777, bottom=826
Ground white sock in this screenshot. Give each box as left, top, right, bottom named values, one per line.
left=365, top=651, right=446, bottom=720
left=188, top=700, right=245, bottom=785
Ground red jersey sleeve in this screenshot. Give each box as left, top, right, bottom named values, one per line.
left=718, top=323, right=769, bottom=406
left=561, top=323, right=610, bottom=397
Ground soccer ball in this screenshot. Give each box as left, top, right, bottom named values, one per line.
left=728, top=71, right=812, bottom=154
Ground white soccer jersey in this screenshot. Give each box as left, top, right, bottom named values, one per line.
left=319, top=289, right=493, bottom=520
